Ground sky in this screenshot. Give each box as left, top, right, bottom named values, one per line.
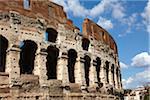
left=53, top=0, right=150, bottom=89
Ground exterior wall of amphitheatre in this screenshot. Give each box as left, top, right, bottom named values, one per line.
left=0, top=0, right=123, bottom=99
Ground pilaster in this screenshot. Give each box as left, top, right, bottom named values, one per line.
left=108, top=63, right=114, bottom=86
left=57, top=51, right=69, bottom=85
left=34, top=47, right=48, bottom=86
left=100, top=60, right=107, bottom=86
left=74, top=53, right=86, bottom=86
left=6, top=44, right=21, bottom=85
left=89, top=58, right=97, bottom=87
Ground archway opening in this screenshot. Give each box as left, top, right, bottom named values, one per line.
left=116, top=67, right=119, bottom=86
left=96, top=57, right=101, bottom=82
left=82, top=38, right=90, bottom=51
left=105, top=61, right=109, bottom=83
left=19, top=40, right=37, bottom=74
left=84, top=55, right=91, bottom=86
left=67, top=49, right=77, bottom=83
left=111, top=64, right=115, bottom=85
left=46, top=28, right=58, bottom=43
left=0, top=35, right=8, bottom=72
left=46, top=46, right=59, bottom=79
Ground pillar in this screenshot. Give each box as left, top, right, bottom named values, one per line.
left=74, top=53, right=86, bottom=86
left=100, top=60, right=107, bottom=86
left=34, top=47, right=48, bottom=86
left=109, top=63, right=114, bottom=86
left=89, top=58, right=97, bottom=87
left=6, top=44, right=21, bottom=85
left=57, top=51, right=69, bottom=85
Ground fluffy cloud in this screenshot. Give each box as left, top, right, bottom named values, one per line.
left=120, top=62, right=128, bottom=68
left=122, top=67, right=150, bottom=89
left=141, top=0, right=150, bottom=34
left=111, top=2, right=125, bottom=19
left=53, top=0, right=124, bottom=18
left=131, top=52, right=150, bottom=67
left=97, top=17, right=113, bottom=30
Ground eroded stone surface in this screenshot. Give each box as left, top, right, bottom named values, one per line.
left=0, top=0, right=123, bottom=99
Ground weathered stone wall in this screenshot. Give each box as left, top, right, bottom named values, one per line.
left=0, top=0, right=123, bottom=100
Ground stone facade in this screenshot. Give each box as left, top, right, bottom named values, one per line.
left=0, top=0, right=123, bottom=100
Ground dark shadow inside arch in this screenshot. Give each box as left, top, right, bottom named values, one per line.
left=19, top=40, right=37, bottom=74
left=46, top=28, right=58, bottom=43
left=0, top=35, right=8, bottom=72
left=106, top=61, right=109, bottom=83
left=96, top=57, right=101, bottom=82
left=111, top=64, right=115, bottom=85
left=82, top=38, right=90, bottom=51
left=67, top=49, right=77, bottom=83
left=84, top=55, right=91, bottom=86
left=46, top=46, right=59, bottom=79
left=116, top=67, right=119, bottom=85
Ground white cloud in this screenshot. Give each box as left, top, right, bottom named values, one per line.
left=131, top=52, right=150, bottom=67
left=120, top=62, right=128, bottom=68
left=97, top=17, right=113, bottom=30
left=141, top=0, right=150, bottom=34
left=111, top=2, right=125, bottom=19
left=53, top=0, right=124, bottom=18
left=67, top=0, right=89, bottom=17
left=89, top=0, right=113, bottom=18
left=122, top=67, right=150, bottom=89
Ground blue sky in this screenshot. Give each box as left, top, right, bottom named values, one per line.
left=53, top=0, right=150, bottom=89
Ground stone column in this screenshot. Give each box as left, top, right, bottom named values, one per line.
left=6, top=44, right=21, bottom=85
left=57, top=51, right=69, bottom=85
left=74, top=53, right=86, bottom=86
left=114, top=67, right=119, bottom=89
left=34, top=48, right=48, bottom=86
left=89, top=58, right=97, bottom=87
left=108, top=63, right=114, bottom=86
left=100, top=60, right=107, bottom=86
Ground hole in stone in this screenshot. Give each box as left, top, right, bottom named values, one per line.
left=82, top=38, right=90, bottom=51
left=19, top=40, right=37, bottom=74
left=67, top=49, right=77, bottom=83
left=0, top=35, right=8, bottom=72
left=84, top=55, right=91, bottom=86
left=46, top=46, right=59, bottom=79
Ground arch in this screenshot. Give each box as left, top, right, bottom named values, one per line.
left=116, top=67, right=119, bottom=85
left=67, top=49, right=77, bottom=83
left=19, top=40, right=37, bottom=74
left=0, top=35, right=8, bottom=72
left=46, top=28, right=58, bottom=43
left=96, top=57, right=101, bottom=82
left=111, top=64, right=115, bottom=85
left=82, top=38, right=90, bottom=51
left=105, top=61, right=109, bottom=83
left=84, top=55, right=91, bottom=86
left=23, top=0, right=30, bottom=9
left=46, top=46, right=59, bottom=79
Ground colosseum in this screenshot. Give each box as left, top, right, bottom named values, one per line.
left=0, top=0, right=123, bottom=100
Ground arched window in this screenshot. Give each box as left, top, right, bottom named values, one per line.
left=111, top=64, right=115, bottom=85
left=82, top=38, right=90, bottom=51
left=84, top=55, right=91, bottom=86
left=105, top=61, right=109, bottom=83
left=0, top=35, right=8, bottom=72
left=46, top=46, right=59, bottom=79
left=19, top=40, right=37, bottom=74
left=46, top=28, right=58, bottom=43
left=67, top=49, right=77, bottom=83
left=23, top=0, right=30, bottom=9
left=96, top=57, right=101, bottom=82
